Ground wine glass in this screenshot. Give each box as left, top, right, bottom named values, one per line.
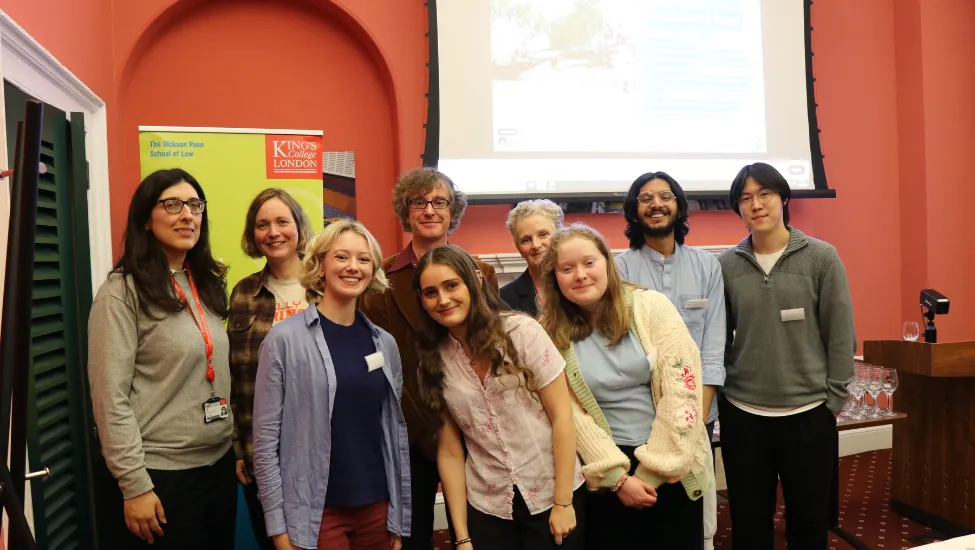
left=902, top=321, right=920, bottom=341
left=866, top=366, right=884, bottom=418
left=881, top=368, right=899, bottom=416
left=848, top=365, right=868, bottom=420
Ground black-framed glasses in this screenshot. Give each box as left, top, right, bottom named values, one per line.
left=737, top=189, right=775, bottom=207
left=637, top=191, right=676, bottom=205
left=408, top=198, right=452, bottom=210
left=158, top=198, right=206, bottom=215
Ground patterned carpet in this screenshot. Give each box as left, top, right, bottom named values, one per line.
left=433, top=450, right=942, bottom=549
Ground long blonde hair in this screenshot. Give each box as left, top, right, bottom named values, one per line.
left=538, top=224, right=631, bottom=350
left=300, top=219, right=389, bottom=303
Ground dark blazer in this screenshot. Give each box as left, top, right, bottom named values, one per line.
left=500, top=269, right=539, bottom=317
left=360, top=249, right=498, bottom=457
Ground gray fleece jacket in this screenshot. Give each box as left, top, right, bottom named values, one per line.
left=718, top=228, right=855, bottom=413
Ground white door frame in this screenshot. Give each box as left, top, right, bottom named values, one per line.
left=0, top=8, right=114, bottom=543
left=0, top=9, right=114, bottom=295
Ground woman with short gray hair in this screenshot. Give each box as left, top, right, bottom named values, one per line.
left=501, top=199, right=564, bottom=316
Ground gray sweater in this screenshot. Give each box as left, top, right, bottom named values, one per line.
left=718, top=228, right=855, bottom=413
left=88, top=272, right=233, bottom=498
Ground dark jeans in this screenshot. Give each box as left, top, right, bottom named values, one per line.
left=586, top=445, right=703, bottom=550
left=466, top=486, right=587, bottom=550
left=719, top=395, right=836, bottom=550
left=401, top=444, right=455, bottom=550
left=122, top=449, right=237, bottom=550
left=242, top=477, right=275, bottom=550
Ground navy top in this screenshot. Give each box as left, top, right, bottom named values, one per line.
left=320, top=311, right=389, bottom=507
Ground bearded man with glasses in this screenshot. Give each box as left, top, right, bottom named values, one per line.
left=615, top=171, right=724, bottom=549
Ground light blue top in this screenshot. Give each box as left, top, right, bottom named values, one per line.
left=574, top=329, right=655, bottom=446
left=616, top=244, right=726, bottom=424
left=252, top=306, right=412, bottom=549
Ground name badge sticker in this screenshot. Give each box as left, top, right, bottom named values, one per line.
left=365, top=351, right=385, bottom=372
left=684, top=298, right=708, bottom=309
left=781, top=308, right=806, bottom=322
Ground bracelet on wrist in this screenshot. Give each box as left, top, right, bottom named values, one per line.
left=612, top=473, right=629, bottom=493
left=553, top=501, right=573, bottom=508
left=454, top=537, right=472, bottom=547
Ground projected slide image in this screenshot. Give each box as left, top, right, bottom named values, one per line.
left=490, top=0, right=768, bottom=154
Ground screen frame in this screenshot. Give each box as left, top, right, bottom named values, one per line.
left=423, top=0, right=834, bottom=204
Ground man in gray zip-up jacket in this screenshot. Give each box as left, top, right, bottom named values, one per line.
left=718, top=162, right=855, bottom=550
left=720, top=228, right=855, bottom=413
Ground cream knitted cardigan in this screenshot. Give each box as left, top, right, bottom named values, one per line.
left=565, top=286, right=715, bottom=500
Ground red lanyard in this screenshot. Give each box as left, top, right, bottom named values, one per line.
left=171, top=266, right=215, bottom=390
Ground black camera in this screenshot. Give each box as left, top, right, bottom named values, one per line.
left=920, top=289, right=949, bottom=315
left=920, top=289, right=949, bottom=343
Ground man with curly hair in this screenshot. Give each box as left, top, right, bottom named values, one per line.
left=360, top=167, right=498, bottom=550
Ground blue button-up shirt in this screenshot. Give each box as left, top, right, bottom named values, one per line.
left=616, top=244, right=726, bottom=423
left=252, top=306, right=412, bottom=548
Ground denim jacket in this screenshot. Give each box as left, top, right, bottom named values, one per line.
left=252, top=305, right=412, bottom=548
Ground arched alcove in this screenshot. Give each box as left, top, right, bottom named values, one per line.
left=114, top=0, right=402, bottom=251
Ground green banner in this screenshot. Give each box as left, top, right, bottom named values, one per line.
left=139, top=127, right=325, bottom=289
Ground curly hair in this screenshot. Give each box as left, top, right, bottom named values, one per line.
left=300, top=219, right=389, bottom=304
left=538, top=224, right=632, bottom=350
left=505, top=199, right=565, bottom=240
left=412, top=244, right=536, bottom=411
left=392, top=167, right=468, bottom=234
left=622, top=171, right=690, bottom=250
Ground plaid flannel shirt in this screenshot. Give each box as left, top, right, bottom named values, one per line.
left=228, top=265, right=276, bottom=472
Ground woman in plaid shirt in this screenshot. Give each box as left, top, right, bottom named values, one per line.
left=227, top=189, right=313, bottom=549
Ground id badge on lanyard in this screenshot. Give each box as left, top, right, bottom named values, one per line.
left=172, top=267, right=229, bottom=424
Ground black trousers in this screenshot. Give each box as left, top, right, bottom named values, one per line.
left=242, top=477, right=275, bottom=550
left=466, top=486, right=586, bottom=550
left=121, top=448, right=237, bottom=550
left=586, top=445, right=703, bottom=550
left=402, top=444, right=456, bottom=550
left=718, top=395, right=836, bottom=550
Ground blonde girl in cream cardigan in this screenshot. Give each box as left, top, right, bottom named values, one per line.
left=538, top=224, right=713, bottom=550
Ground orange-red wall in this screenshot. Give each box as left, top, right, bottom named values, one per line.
left=1, top=0, right=114, bottom=100
left=3, top=0, right=974, bottom=346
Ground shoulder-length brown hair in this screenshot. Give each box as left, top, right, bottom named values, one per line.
left=538, top=224, right=631, bottom=350
left=240, top=188, right=313, bottom=259
left=412, top=244, right=536, bottom=411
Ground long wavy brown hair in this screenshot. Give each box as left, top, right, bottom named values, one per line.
left=412, top=244, right=536, bottom=411
left=538, top=224, right=632, bottom=350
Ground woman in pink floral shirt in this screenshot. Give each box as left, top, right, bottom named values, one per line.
left=412, top=245, right=586, bottom=550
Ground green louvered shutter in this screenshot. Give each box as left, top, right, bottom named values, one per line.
left=5, top=82, right=96, bottom=550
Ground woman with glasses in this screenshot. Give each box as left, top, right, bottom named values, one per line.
left=500, top=200, right=564, bottom=316
left=227, top=189, right=313, bottom=550
left=88, top=168, right=237, bottom=549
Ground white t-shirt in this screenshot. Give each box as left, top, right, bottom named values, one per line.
left=728, top=245, right=825, bottom=417
left=754, top=245, right=786, bottom=275
left=266, top=275, right=308, bottom=325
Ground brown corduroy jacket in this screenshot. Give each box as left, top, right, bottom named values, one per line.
left=359, top=244, right=498, bottom=458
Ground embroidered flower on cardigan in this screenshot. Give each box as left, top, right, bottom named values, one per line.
left=680, top=403, right=698, bottom=427
left=671, top=358, right=697, bottom=391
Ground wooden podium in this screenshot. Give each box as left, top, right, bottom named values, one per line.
left=864, top=340, right=975, bottom=535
